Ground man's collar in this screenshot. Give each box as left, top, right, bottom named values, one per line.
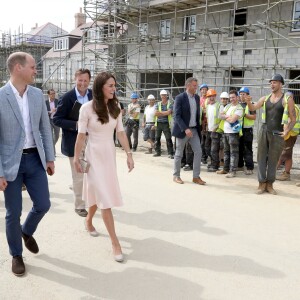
left=9, top=81, right=28, bottom=96
left=186, top=91, right=195, bottom=97
left=75, top=87, right=89, bottom=98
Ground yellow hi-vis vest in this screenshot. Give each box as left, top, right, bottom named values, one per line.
left=216, top=103, right=244, bottom=136
left=128, top=103, right=140, bottom=120
left=243, top=105, right=255, bottom=128
left=262, top=93, right=300, bottom=134
left=207, top=102, right=221, bottom=129
left=155, top=101, right=172, bottom=127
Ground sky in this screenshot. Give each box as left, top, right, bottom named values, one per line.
left=0, top=0, right=89, bottom=34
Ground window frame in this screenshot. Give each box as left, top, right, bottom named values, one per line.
left=159, top=19, right=171, bottom=42
left=139, top=22, right=148, bottom=41
left=53, top=38, right=69, bottom=51
left=182, top=15, right=196, bottom=41
left=292, top=0, right=300, bottom=31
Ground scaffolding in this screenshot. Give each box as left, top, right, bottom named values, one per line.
left=0, top=31, right=54, bottom=89
left=83, top=0, right=300, bottom=101
left=82, top=0, right=300, bottom=166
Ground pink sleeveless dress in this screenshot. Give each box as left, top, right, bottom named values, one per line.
left=78, top=101, right=124, bottom=209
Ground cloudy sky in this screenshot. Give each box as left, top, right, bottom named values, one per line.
left=0, top=0, right=89, bottom=33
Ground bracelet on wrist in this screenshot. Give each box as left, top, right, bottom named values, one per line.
left=127, top=151, right=133, bottom=155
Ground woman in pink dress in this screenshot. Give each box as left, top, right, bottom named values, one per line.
left=73, top=72, right=134, bottom=262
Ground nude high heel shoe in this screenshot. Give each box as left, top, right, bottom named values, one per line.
left=84, top=219, right=99, bottom=237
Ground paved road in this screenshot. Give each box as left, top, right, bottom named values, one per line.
left=0, top=146, right=300, bottom=300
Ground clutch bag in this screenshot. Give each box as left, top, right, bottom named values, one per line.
left=79, top=158, right=90, bottom=173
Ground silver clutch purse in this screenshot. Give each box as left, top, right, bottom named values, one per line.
left=79, top=158, right=90, bottom=173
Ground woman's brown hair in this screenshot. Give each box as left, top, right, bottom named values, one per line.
left=92, top=72, right=121, bottom=124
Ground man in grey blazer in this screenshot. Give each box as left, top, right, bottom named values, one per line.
left=0, top=52, right=55, bottom=276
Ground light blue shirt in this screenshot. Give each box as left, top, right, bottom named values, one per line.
left=75, top=87, right=90, bottom=104
left=186, top=92, right=197, bottom=127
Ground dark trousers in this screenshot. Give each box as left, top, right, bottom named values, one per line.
left=257, top=124, right=284, bottom=183
left=204, top=131, right=212, bottom=160
left=238, top=128, right=254, bottom=170
left=125, top=121, right=139, bottom=150
left=182, top=142, right=194, bottom=166
left=223, top=133, right=240, bottom=172
left=155, top=122, right=174, bottom=155
left=50, top=119, right=60, bottom=154
left=201, top=131, right=208, bottom=160
left=211, top=131, right=222, bottom=169
left=4, top=152, right=51, bottom=257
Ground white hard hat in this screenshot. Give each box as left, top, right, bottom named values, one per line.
left=160, top=89, right=168, bottom=95
left=220, top=92, right=229, bottom=99
left=147, top=94, right=155, bottom=100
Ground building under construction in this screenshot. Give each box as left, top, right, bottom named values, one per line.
left=0, top=23, right=67, bottom=89
left=83, top=0, right=300, bottom=103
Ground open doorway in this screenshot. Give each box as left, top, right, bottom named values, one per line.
left=289, top=70, right=300, bottom=104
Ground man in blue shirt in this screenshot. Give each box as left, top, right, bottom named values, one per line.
left=54, top=69, right=92, bottom=217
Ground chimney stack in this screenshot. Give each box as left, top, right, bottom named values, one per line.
left=75, top=7, right=86, bottom=28
left=31, top=23, right=38, bottom=30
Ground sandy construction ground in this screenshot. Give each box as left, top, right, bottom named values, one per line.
left=0, top=141, right=300, bottom=300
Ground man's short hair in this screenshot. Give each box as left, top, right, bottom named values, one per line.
left=7, top=52, right=28, bottom=73
left=185, top=77, right=198, bottom=86
left=47, top=89, right=55, bottom=95
left=229, top=89, right=239, bottom=96
left=75, top=68, right=91, bottom=79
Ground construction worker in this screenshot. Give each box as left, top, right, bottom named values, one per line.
left=153, top=90, right=174, bottom=159
left=199, top=83, right=209, bottom=164
left=276, top=93, right=300, bottom=181
left=142, top=94, right=156, bottom=154
left=245, top=74, right=296, bottom=194
left=205, top=89, right=222, bottom=172
left=218, top=92, right=230, bottom=167
left=238, top=87, right=256, bottom=175
left=126, top=92, right=141, bottom=151
left=217, top=90, right=244, bottom=178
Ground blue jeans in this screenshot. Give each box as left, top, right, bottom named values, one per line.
left=4, top=152, right=51, bottom=257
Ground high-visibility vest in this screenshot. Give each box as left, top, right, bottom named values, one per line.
left=216, top=103, right=244, bottom=136
left=243, top=105, right=255, bottom=128
left=207, top=102, right=221, bottom=129
left=128, top=103, right=140, bottom=120
left=155, top=101, right=172, bottom=127
left=262, top=93, right=300, bottom=134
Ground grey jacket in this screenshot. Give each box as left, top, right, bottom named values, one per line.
left=0, top=83, right=55, bottom=181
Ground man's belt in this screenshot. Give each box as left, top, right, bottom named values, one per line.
left=23, top=148, right=38, bottom=154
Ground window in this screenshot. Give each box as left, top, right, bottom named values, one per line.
left=183, top=15, right=196, bottom=40
left=289, top=70, right=300, bottom=104
left=86, top=28, right=99, bottom=43
left=49, top=65, right=55, bottom=79
left=139, top=23, right=148, bottom=41
left=88, top=60, right=96, bottom=78
left=53, top=38, right=69, bottom=51
left=230, top=70, right=244, bottom=90
left=292, top=1, right=300, bottom=31
left=232, top=9, right=247, bottom=37
left=160, top=19, right=171, bottom=41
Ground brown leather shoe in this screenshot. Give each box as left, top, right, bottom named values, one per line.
left=266, top=182, right=277, bottom=195
left=256, top=182, right=266, bottom=194
left=192, top=178, right=206, bottom=185
left=12, top=256, right=25, bottom=276
left=22, top=232, right=39, bottom=254
left=173, top=176, right=184, bottom=184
